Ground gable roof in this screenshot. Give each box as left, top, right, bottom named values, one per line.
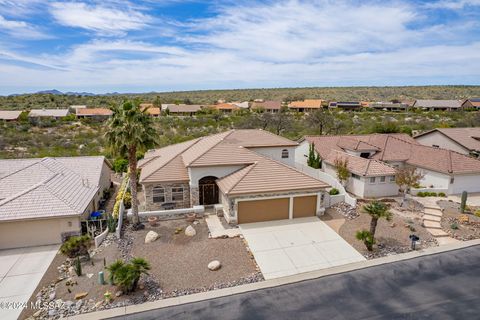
left=413, top=100, right=462, bottom=109
left=211, top=103, right=240, bottom=110
left=251, top=100, right=282, bottom=110
left=29, top=109, right=69, bottom=117
left=216, top=156, right=328, bottom=195
left=306, top=134, right=480, bottom=175
left=166, top=104, right=203, bottom=113
left=324, top=150, right=396, bottom=177
left=0, top=156, right=108, bottom=221
left=0, top=110, right=22, bottom=120
left=414, top=127, right=480, bottom=153
left=76, top=108, right=113, bottom=116
left=288, top=99, right=323, bottom=109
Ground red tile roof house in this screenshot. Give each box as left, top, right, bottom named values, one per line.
left=76, top=108, right=113, bottom=120
left=297, top=133, right=480, bottom=197
left=414, top=127, right=480, bottom=158
left=0, top=156, right=112, bottom=249
left=251, top=100, right=283, bottom=113
left=138, top=129, right=329, bottom=225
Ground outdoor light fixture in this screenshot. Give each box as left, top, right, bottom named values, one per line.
left=409, top=234, right=420, bottom=250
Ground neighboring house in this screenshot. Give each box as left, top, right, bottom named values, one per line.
left=328, top=101, right=362, bottom=110
left=138, top=129, right=329, bottom=225
left=76, top=108, right=113, bottom=120
left=414, top=127, right=480, bottom=157
left=0, top=156, right=112, bottom=249
left=462, top=98, right=480, bottom=110
left=413, top=99, right=462, bottom=111
left=288, top=99, right=323, bottom=112
left=69, top=105, right=87, bottom=113
left=165, top=104, right=203, bottom=116
left=298, top=133, right=480, bottom=197
left=0, top=110, right=22, bottom=121
left=140, top=103, right=161, bottom=117
left=369, top=102, right=409, bottom=112
left=209, top=103, right=240, bottom=113
left=28, top=108, right=69, bottom=119
left=231, top=101, right=249, bottom=109
left=250, top=100, right=282, bottom=113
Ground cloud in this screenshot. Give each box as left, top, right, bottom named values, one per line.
left=49, top=1, right=151, bottom=36
left=0, top=14, right=50, bottom=39
left=425, top=0, right=480, bottom=10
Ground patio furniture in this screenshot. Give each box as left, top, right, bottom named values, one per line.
left=161, top=202, right=175, bottom=210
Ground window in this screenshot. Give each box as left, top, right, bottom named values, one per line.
left=380, top=176, right=386, bottom=183
left=281, top=149, right=289, bottom=158
left=152, top=186, right=165, bottom=203
left=450, top=177, right=455, bottom=184
left=432, top=144, right=439, bottom=148
left=390, top=176, right=396, bottom=182
left=352, top=173, right=360, bottom=180
left=369, top=177, right=376, bottom=184
left=172, top=187, right=184, bottom=201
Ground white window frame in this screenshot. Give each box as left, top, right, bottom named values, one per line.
left=369, top=177, right=376, bottom=184
left=390, top=176, right=396, bottom=182
left=152, top=186, right=165, bottom=203
left=380, top=176, right=386, bottom=183
left=281, top=149, right=289, bottom=159
left=171, top=187, right=184, bottom=202
left=352, top=173, right=360, bottom=180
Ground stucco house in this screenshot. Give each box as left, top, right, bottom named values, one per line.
left=414, top=127, right=480, bottom=157
left=297, top=133, right=480, bottom=197
left=288, top=99, right=323, bottom=112
left=0, top=156, right=112, bottom=249
left=138, top=129, right=329, bottom=224
left=413, top=99, right=462, bottom=111
left=76, top=108, right=113, bottom=120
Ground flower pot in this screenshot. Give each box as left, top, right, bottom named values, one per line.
left=148, top=216, right=158, bottom=226
left=186, top=213, right=196, bottom=223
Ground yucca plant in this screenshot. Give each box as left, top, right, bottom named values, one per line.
left=356, top=230, right=375, bottom=251
left=60, top=235, right=91, bottom=258
left=107, top=258, right=150, bottom=293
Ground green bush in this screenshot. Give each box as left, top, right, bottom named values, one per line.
left=113, top=158, right=128, bottom=173
left=474, top=210, right=480, bottom=218
left=429, top=192, right=437, bottom=197
left=450, top=223, right=459, bottom=230
left=123, top=191, right=132, bottom=209
left=329, top=188, right=340, bottom=195
left=438, top=192, right=446, bottom=197
left=417, top=192, right=426, bottom=197
left=60, top=235, right=92, bottom=258
left=107, top=258, right=150, bottom=294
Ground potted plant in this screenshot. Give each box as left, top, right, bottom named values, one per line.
left=147, top=216, right=158, bottom=226
left=186, top=213, right=196, bottom=222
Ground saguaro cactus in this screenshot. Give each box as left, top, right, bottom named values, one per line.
left=74, top=257, right=82, bottom=276
left=460, top=191, right=468, bottom=213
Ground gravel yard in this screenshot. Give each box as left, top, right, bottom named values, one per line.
left=439, top=200, right=480, bottom=241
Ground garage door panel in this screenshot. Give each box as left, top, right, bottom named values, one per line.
left=293, top=195, right=317, bottom=218
left=238, top=198, right=289, bottom=224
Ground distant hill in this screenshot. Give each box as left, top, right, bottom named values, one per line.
left=1, top=85, right=480, bottom=110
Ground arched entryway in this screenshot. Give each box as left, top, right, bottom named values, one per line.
left=199, top=176, right=219, bottom=205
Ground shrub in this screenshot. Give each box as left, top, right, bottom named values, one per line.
left=60, top=235, right=92, bottom=258
left=475, top=210, right=480, bottom=218
left=107, top=258, right=150, bottom=294
left=450, top=223, right=459, bottom=230
left=438, top=192, right=446, bottom=197
left=113, top=158, right=128, bottom=173
left=123, top=191, right=132, bottom=209
left=329, top=188, right=340, bottom=195
left=356, top=230, right=375, bottom=251
left=417, top=192, right=425, bottom=197
left=429, top=192, right=437, bottom=197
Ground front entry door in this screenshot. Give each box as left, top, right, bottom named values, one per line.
left=199, top=176, right=219, bottom=205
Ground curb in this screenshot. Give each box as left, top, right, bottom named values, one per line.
left=69, top=239, right=480, bottom=320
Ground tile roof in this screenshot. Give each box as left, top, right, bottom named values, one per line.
left=0, top=110, right=22, bottom=120
left=140, top=104, right=161, bottom=115
left=166, top=104, right=203, bottom=113
left=216, top=156, right=328, bottom=195
left=324, top=150, right=396, bottom=177
left=140, top=129, right=328, bottom=194
left=76, top=108, right=113, bottom=116
left=251, top=100, right=282, bottom=110
left=413, top=100, right=462, bottom=109
left=0, top=156, right=108, bottom=221
left=305, top=134, right=480, bottom=175
left=415, top=127, right=480, bottom=152
left=288, top=99, right=323, bottom=109
left=29, top=109, right=69, bottom=117
left=211, top=103, right=240, bottom=110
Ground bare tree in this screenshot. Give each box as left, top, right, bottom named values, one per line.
left=395, top=167, right=425, bottom=206
left=334, top=157, right=350, bottom=186
left=306, top=109, right=334, bottom=135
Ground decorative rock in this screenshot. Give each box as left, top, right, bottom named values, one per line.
left=86, top=273, right=94, bottom=279
left=75, top=292, right=88, bottom=300
left=193, top=220, right=200, bottom=225
left=33, top=310, right=43, bottom=318
left=76, top=299, right=83, bottom=309
left=115, top=291, right=123, bottom=297
left=185, top=225, right=196, bottom=237
left=390, top=223, right=396, bottom=228
left=48, top=309, right=57, bottom=317
left=138, top=283, right=145, bottom=290
left=68, top=266, right=76, bottom=277
left=208, top=260, right=221, bottom=271
left=145, top=231, right=159, bottom=243
left=49, top=291, right=56, bottom=301
left=94, top=301, right=103, bottom=308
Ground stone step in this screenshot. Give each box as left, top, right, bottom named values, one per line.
left=426, top=228, right=450, bottom=237
left=424, top=205, right=441, bottom=210
left=423, top=214, right=442, bottom=222
left=424, top=208, right=443, bottom=216
left=423, top=220, right=442, bottom=229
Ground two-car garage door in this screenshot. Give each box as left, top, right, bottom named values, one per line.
left=237, top=195, right=317, bottom=224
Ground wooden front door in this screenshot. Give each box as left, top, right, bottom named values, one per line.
left=199, top=176, right=219, bottom=205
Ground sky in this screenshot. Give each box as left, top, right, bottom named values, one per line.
left=0, top=0, right=479, bottom=95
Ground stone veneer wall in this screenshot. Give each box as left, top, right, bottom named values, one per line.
left=143, top=182, right=191, bottom=211
left=190, top=187, right=199, bottom=207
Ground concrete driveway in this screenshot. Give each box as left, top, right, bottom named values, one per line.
left=240, top=217, right=365, bottom=279
left=0, top=245, right=59, bottom=320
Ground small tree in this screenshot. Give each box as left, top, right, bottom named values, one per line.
left=362, top=201, right=392, bottom=237
left=395, top=167, right=425, bottom=205
left=356, top=230, right=375, bottom=251
left=334, top=157, right=349, bottom=186
left=307, top=143, right=321, bottom=169
left=107, top=258, right=150, bottom=294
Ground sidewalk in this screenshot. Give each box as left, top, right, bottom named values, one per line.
left=205, top=214, right=242, bottom=238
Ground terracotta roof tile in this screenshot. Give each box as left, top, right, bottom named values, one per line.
left=76, top=108, right=113, bottom=116
left=288, top=99, right=323, bottom=109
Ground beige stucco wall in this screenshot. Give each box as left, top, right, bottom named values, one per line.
left=0, top=216, right=81, bottom=249
left=415, top=131, right=469, bottom=155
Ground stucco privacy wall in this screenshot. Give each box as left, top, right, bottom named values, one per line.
left=250, top=146, right=296, bottom=166
left=143, top=182, right=190, bottom=211
left=418, top=169, right=450, bottom=190
left=450, top=174, right=480, bottom=194
left=295, top=141, right=310, bottom=165
left=415, top=131, right=469, bottom=155
left=0, top=217, right=81, bottom=249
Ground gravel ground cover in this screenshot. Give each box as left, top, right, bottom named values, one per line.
left=439, top=200, right=480, bottom=241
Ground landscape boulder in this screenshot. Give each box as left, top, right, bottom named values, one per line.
left=145, top=231, right=159, bottom=243
left=208, top=260, right=221, bottom=271
left=185, top=225, right=196, bottom=237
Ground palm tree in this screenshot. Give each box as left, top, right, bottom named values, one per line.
left=362, top=201, right=392, bottom=237
left=105, top=100, right=158, bottom=229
